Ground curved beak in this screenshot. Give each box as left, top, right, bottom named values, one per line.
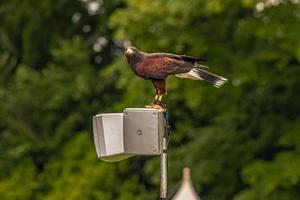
left=125, top=47, right=133, bottom=55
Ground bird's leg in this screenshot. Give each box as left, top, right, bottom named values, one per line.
left=153, top=95, right=160, bottom=104
left=149, top=95, right=166, bottom=112
left=157, top=95, right=166, bottom=108
left=158, top=95, right=163, bottom=101
left=145, top=95, right=159, bottom=108
left=146, top=79, right=167, bottom=111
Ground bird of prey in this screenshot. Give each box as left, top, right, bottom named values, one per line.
left=124, top=46, right=227, bottom=110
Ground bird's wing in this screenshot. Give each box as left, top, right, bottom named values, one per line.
left=137, top=56, right=193, bottom=79
left=146, top=53, right=207, bottom=63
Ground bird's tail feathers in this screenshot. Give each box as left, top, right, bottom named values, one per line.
left=195, top=63, right=209, bottom=69
left=175, top=68, right=227, bottom=88
left=175, top=71, right=199, bottom=80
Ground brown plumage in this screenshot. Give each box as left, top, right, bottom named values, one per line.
left=124, top=46, right=227, bottom=109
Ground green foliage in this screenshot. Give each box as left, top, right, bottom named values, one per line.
left=0, top=0, right=300, bottom=199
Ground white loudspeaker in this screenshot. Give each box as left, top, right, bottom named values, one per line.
left=93, top=108, right=164, bottom=162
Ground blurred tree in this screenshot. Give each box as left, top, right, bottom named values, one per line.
left=0, top=0, right=128, bottom=199
left=0, top=0, right=299, bottom=200
left=108, top=0, right=300, bottom=199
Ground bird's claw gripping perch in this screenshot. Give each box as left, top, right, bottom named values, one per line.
left=145, top=99, right=166, bottom=112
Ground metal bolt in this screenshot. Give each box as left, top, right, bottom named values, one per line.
left=137, top=130, right=142, bottom=135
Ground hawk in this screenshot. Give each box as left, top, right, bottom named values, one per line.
left=124, top=46, right=227, bottom=110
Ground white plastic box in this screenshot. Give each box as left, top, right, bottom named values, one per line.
left=93, top=108, right=164, bottom=162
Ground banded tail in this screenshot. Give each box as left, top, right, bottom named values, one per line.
left=175, top=67, right=227, bottom=88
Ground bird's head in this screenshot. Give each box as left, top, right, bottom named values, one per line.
left=124, top=46, right=139, bottom=56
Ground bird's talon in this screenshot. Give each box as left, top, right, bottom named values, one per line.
left=145, top=102, right=166, bottom=112
left=153, top=104, right=166, bottom=112
left=156, top=100, right=165, bottom=108
left=147, top=104, right=166, bottom=112
left=146, top=102, right=156, bottom=108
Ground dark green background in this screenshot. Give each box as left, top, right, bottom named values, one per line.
left=0, top=0, right=300, bottom=199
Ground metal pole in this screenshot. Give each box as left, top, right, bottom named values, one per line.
left=160, top=111, right=169, bottom=200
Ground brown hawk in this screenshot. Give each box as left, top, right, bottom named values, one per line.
left=124, top=46, right=227, bottom=110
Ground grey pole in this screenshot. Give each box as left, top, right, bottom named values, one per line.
left=160, top=112, right=169, bottom=200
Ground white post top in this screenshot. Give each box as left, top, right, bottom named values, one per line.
left=172, top=167, right=201, bottom=200
left=183, top=168, right=191, bottom=181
